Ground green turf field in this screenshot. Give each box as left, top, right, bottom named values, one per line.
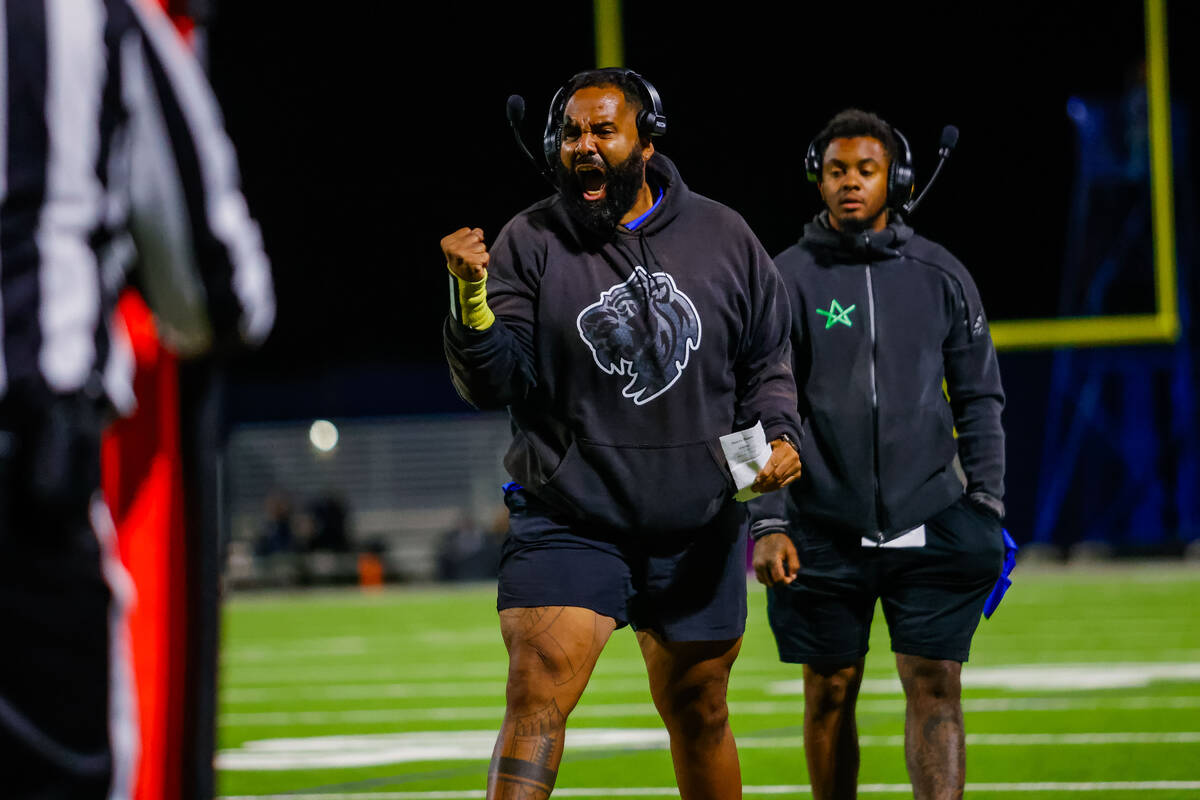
left=216, top=563, right=1200, bottom=799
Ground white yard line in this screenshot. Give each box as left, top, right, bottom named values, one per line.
left=770, top=664, right=1200, bottom=694
left=220, top=654, right=1200, bottom=686
left=219, top=696, right=1200, bottom=727
left=223, top=661, right=1200, bottom=702
left=748, top=733, right=1200, bottom=747
left=217, top=729, right=1200, bottom=770
left=222, top=678, right=656, bottom=703
left=223, top=663, right=510, bottom=684
left=217, top=782, right=1200, bottom=799
left=221, top=638, right=370, bottom=663
left=219, top=628, right=505, bottom=661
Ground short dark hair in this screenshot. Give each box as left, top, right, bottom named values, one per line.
left=563, top=68, right=646, bottom=118
left=812, top=108, right=899, bottom=168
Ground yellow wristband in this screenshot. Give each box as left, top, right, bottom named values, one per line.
left=447, top=268, right=495, bottom=330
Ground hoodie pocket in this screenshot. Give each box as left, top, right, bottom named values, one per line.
left=539, top=437, right=736, bottom=533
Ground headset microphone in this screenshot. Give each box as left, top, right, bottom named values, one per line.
left=937, top=124, right=959, bottom=157
left=902, top=124, right=959, bottom=216
left=506, top=94, right=556, bottom=188
left=506, top=93, right=525, bottom=126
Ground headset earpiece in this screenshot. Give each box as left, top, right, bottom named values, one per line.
left=633, top=74, right=667, bottom=138
left=543, top=85, right=568, bottom=171
left=887, top=127, right=915, bottom=210
left=804, top=138, right=822, bottom=184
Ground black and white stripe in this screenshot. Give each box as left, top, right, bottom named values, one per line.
left=0, top=0, right=274, bottom=409
left=125, top=0, right=273, bottom=350
left=38, top=0, right=106, bottom=395
left=0, top=0, right=51, bottom=401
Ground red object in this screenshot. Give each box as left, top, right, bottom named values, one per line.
left=107, top=11, right=197, bottom=800
left=105, top=9, right=216, bottom=798
left=103, top=290, right=187, bottom=800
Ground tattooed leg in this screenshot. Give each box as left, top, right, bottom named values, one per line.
left=896, top=654, right=965, bottom=800
left=489, top=607, right=616, bottom=799
left=488, top=700, right=565, bottom=800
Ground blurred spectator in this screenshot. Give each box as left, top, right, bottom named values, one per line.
left=436, top=507, right=506, bottom=581
left=254, top=489, right=296, bottom=560
left=303, top=493, right=352, bottom=553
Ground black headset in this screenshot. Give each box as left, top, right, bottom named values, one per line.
left=804, top=124, right=915, bottom=210
left=542, top=68, right=667, bottom=171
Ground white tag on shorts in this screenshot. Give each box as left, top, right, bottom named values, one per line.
left=719, top=421, right=773, bottom=503
left=862, top=524, right=927, bottom=548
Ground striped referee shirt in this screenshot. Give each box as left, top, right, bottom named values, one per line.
left=0, top=0, right=274, bottom=414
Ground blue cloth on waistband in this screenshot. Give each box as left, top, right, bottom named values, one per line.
left=983, top=528, right=1018, bottom=619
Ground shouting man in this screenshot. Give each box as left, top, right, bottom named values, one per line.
left=441, top=69, right=801, bottom=799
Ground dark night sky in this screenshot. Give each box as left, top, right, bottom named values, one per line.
left=206, top=2, right=1194, bottom=385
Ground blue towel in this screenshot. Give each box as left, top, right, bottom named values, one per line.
left=983, top=528, right=1018, bottom=619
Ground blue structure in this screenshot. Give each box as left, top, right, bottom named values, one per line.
left=1032, top=93, right=1197, bottom=551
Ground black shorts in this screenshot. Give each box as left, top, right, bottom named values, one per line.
left=497, top=487, right=748, bottom=642
left=0, top=496, right=115, bottom=797
left=766, top=495, right=1005, bottom=665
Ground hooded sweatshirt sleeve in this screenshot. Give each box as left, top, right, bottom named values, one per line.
left=443, top=217, right=539, bottom=410
left=745, top=243, right=806, bottom=541
left=734, top=232, right=803, bottom=446
left=942, top=264, right=1006, bottom=516
left=734, top=228, right=803, bottom=540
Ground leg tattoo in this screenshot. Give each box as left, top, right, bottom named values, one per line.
left=898, top=655, right=965, bottom=800
left=921, top=709, right=957, bottom=744
left=907, top=705, right=964, bottom=800
left=520, top=608, right=604, bottom=686
left=489, top=699, right=566, bottom=799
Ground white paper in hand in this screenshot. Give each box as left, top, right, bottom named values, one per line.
left=719, top=421, right=773, bottom=502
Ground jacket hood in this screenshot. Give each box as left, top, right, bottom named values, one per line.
left=802, top=210, right=913, bottom=262
left=548, top=152, right=688, bottom=248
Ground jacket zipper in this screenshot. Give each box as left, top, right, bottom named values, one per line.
left=865, top=261, right=885, bottom=542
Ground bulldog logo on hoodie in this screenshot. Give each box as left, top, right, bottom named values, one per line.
left=576, top=266, right=702, bottom=406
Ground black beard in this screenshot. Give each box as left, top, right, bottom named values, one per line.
left=555, top=145, right=647, bottom=238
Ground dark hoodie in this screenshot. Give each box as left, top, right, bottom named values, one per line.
left=444, top=154, right=801, bottom=533
left=753, top=212, right=1005, bottom=542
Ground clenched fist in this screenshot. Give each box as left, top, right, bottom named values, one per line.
left=441, top=227, right=490, bottom=282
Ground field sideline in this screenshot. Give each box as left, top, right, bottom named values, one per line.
left=216, top=563, right=1200, bottom=799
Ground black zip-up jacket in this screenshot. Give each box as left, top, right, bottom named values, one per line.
left=753, top=212, right=1004, bottom=542
left=444, top=154, right=801, bottom=534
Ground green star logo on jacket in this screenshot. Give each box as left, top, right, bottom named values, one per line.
left=817, top=299, right=856, bottom=329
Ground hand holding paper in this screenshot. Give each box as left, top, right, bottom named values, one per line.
left=719, top=422, right=802, bottom=502
left=755, top=438, right=802, bottom=493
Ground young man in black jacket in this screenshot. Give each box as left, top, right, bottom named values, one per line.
left=441, top=69, right=801, bottom=800
left=751, top=109, right=1006, bottom=800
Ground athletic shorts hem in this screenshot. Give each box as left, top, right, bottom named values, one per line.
left=891, top=643, right=971, bottom=663
left=777, top=647, right=867, bottom=666
left=496, top=599, right=630, bottom=629
left=636, top=619, right=746, bottom=643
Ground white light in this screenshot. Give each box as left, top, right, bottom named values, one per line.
left=309, top=419, right=339, bottom=452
